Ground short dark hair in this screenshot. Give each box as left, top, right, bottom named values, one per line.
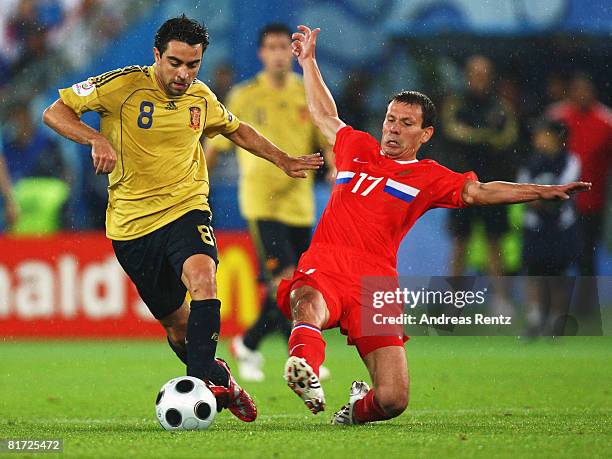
left=154, top=15, right=209, bottom=56
left=388, top=91, right=437, bottom=128
left=258, top=23, right=292, bottom=47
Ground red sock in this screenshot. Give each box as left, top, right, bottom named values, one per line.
left=353, top=389, right=389, bottom=423
left=288, top=322, right=326, bottom=377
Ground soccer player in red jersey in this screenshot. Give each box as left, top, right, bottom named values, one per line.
left=278, top=26, right=592, bottom=425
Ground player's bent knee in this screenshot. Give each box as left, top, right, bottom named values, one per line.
left=189, top=274, right=216, bottom=297
left=184, top=269, right=216, bottom=298
left=375, top=386, right=409, bottom=418
left=290, top=290, right=327, bottom=328
left=182, top=255, right=217, bottom=298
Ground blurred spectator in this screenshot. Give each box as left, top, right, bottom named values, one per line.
left=210, top=62, right=235, bottom=103
left=520, top=119, right=580, bottom=275
left=548, top=72, right=612, bottom=275
left=37, top=0, right=65, bottom=31
left=4, top=0, right=39, bottom=63
left=519, top=119, right=579, bottom=335
left=3, top=103, right=66, bottom=181
left=498, top=73, right=532, bottom=161
left=441, top=55, right=518, bottom=277
left=0, top=0, right=143, bottom=119
left=51, top=0, right=126, bottom=68
left=10, top=21, right=49, bottom=78
left=3, top=0, right=65, bottom=71
left=2, top=102, right=69, bottom=233
left=0, top=0, right=66, bottom=111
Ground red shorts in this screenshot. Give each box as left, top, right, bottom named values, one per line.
left=277, top=243, right=409, bottom=356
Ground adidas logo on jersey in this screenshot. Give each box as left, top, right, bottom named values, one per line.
left=165, top=101, right=177, bottom=110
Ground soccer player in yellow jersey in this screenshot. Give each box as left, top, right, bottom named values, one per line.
left=205, top=24, right=333, bottom=382
left=42, top=15, right=323, bottom=423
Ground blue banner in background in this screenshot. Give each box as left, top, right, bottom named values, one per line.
left=43, top=0, right=612, bottom=111
left=384, top=0, right=612, bottom=36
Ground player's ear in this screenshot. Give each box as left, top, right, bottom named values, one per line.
left=153, top=47, right=162, bottom=63
left=420, top=126, right=434, bottom=144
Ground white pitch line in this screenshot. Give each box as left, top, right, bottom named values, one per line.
left=3, top=407, right=606, bottom=426
left=2, top=414, right=309, bottom=425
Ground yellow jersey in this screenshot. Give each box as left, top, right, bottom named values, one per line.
left=59, top=64, right=240, bottom=240
left=208, top=71, right=327, bottom=226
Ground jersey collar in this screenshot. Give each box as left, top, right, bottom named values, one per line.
left=380, top=150, right=419, bottom=164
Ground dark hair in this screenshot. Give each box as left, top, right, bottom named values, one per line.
left=154, top=15, right=209, bottom=56
left=258, top=23, right=292, bottom=47
left=388, top=91, right=437, bottom=128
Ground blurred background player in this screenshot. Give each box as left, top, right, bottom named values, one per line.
left=282, top=25, right=590, bottom=425
left=205, top=23, right=332, bottom=382
left=209, top=61, right=235, bottom=104
left=441, top=55, right=518, bottom=314
left=42, top=15, right=323, bottom=423
left=519, top=118, right=580, bottom=335
left=442, top=55, right=518, bottom=278
left=547, top=72, right=612, bottom=276
left=1, top=101, right=69, bottom=234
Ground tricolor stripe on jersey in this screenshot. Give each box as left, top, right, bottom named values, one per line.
left=383, top=178, right=420, bottom=203
left=335, top=171, right=355, bottom=184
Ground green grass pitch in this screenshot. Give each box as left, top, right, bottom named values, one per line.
left=1, top=333, right=611, bottom=458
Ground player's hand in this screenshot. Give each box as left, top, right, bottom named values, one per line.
left=91, top=136, right=117, bottom=175
left=279, top=152, right=324, bottom=178
left=540, top=182, right=592, bottom=200
left=292, top=25, right=320, bottom=66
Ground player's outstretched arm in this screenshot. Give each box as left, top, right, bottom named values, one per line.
left=292, top=25, right=345, bottom=145
left=42, top=99, right=117, bottom=175
left=461, top=179, right=592, bottom=206
left=224, top=122, right=324, bottom=178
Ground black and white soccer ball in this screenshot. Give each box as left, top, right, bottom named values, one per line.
left=155, top=376, right=217, bottom=431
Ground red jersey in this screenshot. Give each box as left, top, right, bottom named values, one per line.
left=548, top=101, right=612, bottom=213
left=310, top=126, right=476, bottom=270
